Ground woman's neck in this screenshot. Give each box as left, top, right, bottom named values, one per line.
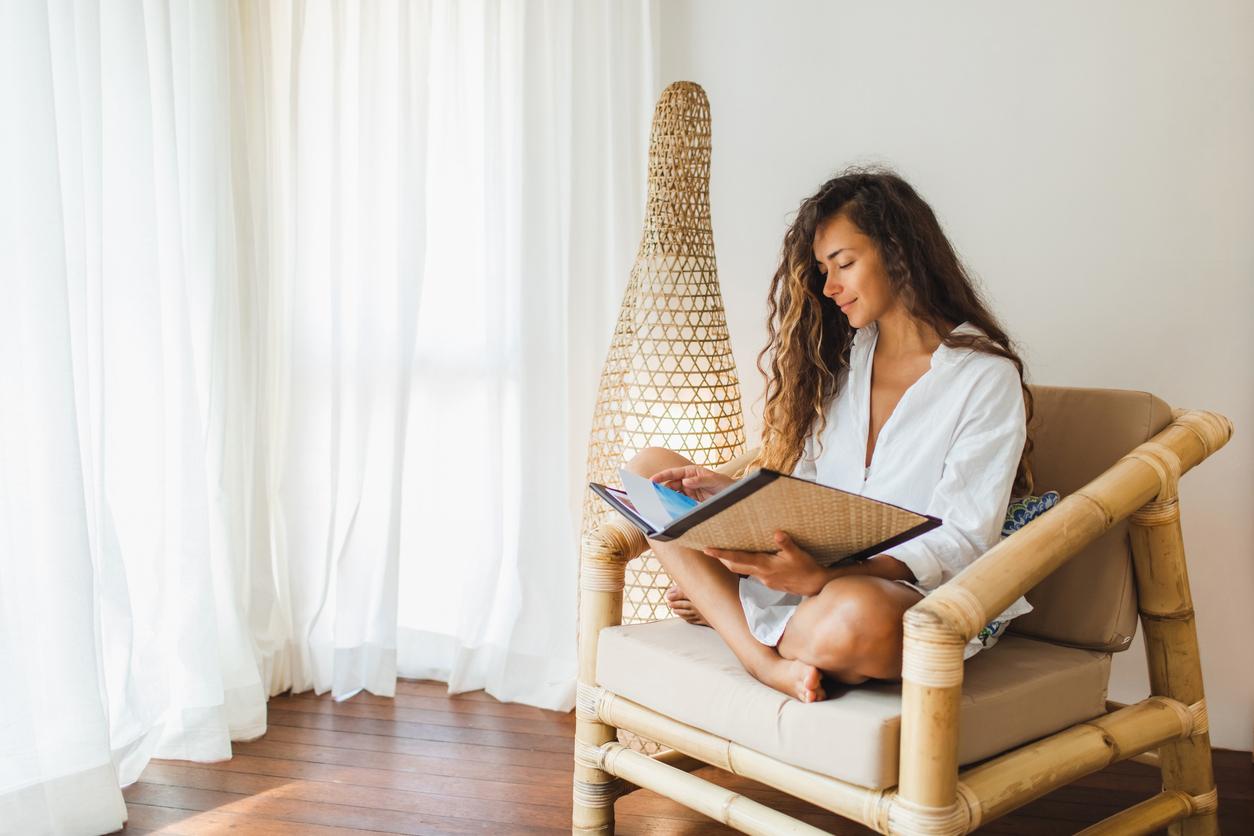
left=874, top=305, right=944, bottom=360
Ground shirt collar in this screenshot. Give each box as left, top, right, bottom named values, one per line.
left=851, top=322, right=878, bottom=351
left=852, top=320, right=984, bottom=366
left=932, top=320, right=982, bottom=367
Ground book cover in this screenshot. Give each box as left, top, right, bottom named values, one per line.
left=589, top=468, right=940, bottom=568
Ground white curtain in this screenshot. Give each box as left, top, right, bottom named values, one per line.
left=392, top=1, right=658, bottom=706
left=0, top=1, right=656, bottom=833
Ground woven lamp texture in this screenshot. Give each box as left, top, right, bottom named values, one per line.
left=581, top=80, right=747, bottom=627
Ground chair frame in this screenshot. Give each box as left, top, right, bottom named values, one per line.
left=572, top=408, right=1232, bottom=835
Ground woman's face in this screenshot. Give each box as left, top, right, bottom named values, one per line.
left=812, top=213, right=900, bottom=329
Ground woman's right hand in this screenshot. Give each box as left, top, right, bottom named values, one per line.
left=650, top=465, right=735, bottom=502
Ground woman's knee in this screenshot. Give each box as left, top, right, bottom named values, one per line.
left=794, top=577, right=907, bottom=678
left=624, top=446, right=693, bottom=478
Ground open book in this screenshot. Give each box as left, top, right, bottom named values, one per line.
left=589, top=467, right=941, bottom=568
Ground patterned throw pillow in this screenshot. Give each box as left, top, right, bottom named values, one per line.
left=976, top=491, right=1062, bottom=649
left=1001, top=491, right=1061, bottom=537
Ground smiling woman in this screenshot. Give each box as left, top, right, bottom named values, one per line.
left=814, top=213, right=901, bottom=331
left=631, top=167, right=1035, bottom=703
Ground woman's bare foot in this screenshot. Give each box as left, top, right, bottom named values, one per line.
left=665, top=583, right=709, bottom=626
left=754, top=656, right=826, bottom=703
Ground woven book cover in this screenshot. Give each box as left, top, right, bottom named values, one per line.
left=590, top=469, right=940, bottom=567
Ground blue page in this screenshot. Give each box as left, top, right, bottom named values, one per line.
left=618, top=468, right=700, bottom=531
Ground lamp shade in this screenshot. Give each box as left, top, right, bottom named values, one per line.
left=581, top=81, right=746, bottom=625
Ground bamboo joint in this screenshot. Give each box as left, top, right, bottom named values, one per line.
left=572, top=776, right=626, bottom=808
left=1130, top=496, right=1179, bottom=526
left=1122, top=441, right=1183, bottom=501
left=902, top=604, right=969, bottom=686
left=576, top=682, right=603, bottom=720
left=886, top=795, right=970, bottom=836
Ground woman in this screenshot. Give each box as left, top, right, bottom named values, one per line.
left=625, top=167, right=1034, bottom=704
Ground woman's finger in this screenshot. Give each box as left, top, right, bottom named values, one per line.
left=715, top=557, right=757, bottom=576
left=650, top=466, right=695, bottom=484
left=705, top=547, right=767, bottom=565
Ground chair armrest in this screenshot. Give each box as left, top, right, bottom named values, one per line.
left=582, top=517, right=650, bottom=570
left=915, top=409, right=1233, bottom=641
left=578, top=517, right=650, bottom=689
left=894, top=409, right=1232, bottom=824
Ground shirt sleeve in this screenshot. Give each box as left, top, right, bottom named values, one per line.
left=886, top=358, right=1027, bottom=590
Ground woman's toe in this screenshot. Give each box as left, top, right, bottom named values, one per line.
left=799, top=665, right=825, bottom=702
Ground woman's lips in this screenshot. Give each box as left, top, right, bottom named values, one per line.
left=839, top=299, right=857, bottom=312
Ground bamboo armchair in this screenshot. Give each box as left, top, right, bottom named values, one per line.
left=573, top=389, right=1233, bottom=835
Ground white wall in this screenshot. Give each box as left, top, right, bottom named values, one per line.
left=658, top=0, right=1254, bottom=750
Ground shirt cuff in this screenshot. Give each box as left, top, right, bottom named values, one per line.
left=885, top=542, right=944, bottom=590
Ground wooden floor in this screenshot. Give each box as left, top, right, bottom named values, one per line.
left=120, top=680, right=1252, bottom=835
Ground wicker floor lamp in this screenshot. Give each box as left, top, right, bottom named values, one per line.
left=581, top=80, right=747, bottom=631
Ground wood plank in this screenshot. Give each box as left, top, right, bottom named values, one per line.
left=151, top=752, right=574, bottom=812
left=123, top=802, right=378, bottom=835
left=123, top=781, right=560, bottom=835
left=256, top=716, right=573, bottom=770
left=289, top=687, right=569, bottom=724
left=228, top=736, right=572, bottom=787
left=270, top=691, right=573, bottom=737
left=136, top=762, right=581, bottom=831
left=265, top=706, right=573, bottom=755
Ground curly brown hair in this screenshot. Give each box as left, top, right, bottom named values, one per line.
left=751, top=166, right=1034, bottom=495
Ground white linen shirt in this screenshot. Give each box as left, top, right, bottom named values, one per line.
left=739, top=321, right=1033, bottom=645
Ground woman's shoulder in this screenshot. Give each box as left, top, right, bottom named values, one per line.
left=937, top=324, right=1019, bottom=376
left=935, top=326, right=1024, bottom=411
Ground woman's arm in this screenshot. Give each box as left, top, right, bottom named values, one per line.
left=874, top=359, right=1027, bottom=590
left=707, top=536, right=915, bottom=597
left=820, top=553, right=916, bottom=585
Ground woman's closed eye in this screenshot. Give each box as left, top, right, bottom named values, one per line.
left=838, top=261, right=855, bottom=270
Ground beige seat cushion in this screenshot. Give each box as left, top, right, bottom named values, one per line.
left=597, top=618, right=1110, bottom=789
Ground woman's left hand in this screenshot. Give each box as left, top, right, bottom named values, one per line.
left=704, top=531, right=830, bottom=597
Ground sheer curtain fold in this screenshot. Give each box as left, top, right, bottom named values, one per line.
left=1, top=6, right=123, bottom=832
left=1, top=1, right=654, bottom=833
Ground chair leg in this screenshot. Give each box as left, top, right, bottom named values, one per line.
left=573, top=715, right=619, bottom=834
left=1130, top=498, right=1219, bottom=836
left=574, top=548, right=629, bottom=834
left=894, top=607, right=969, bottom=836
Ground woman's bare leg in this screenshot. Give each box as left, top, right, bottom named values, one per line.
left=626, top=448, right=824, bottom=702
left=667, top=579, right=922, bottom=681
left=665, top=559, right=925, bottom=683
left=776, top=575, right=924, bottom=684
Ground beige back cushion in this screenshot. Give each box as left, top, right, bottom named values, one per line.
left=1009, top=386, right=1173, bottom=651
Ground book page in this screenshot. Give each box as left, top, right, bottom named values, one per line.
left=618, top=468, right=699, bottom=531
